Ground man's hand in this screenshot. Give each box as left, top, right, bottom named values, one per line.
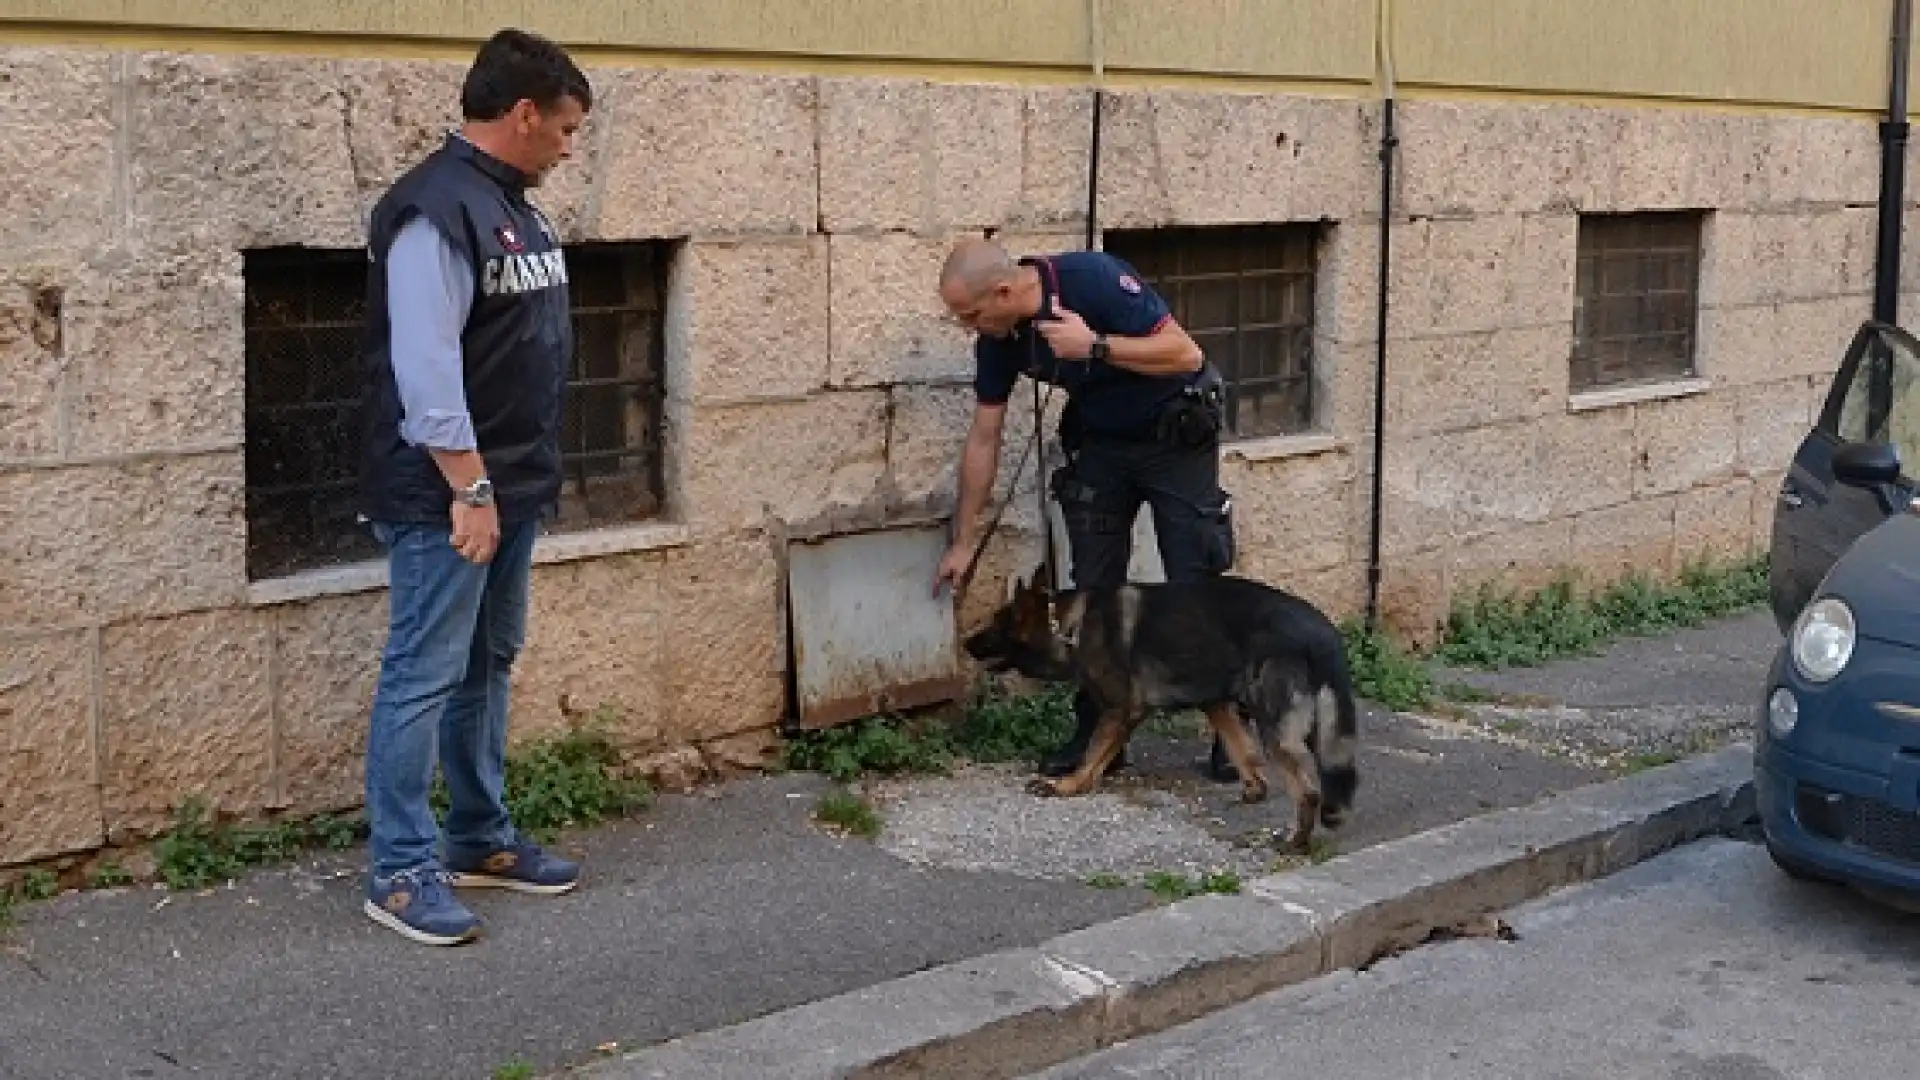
left=933, top=540, right=974, bottom=597
left=1037, top=300, right=1097, bottom=360
left=450, top=500, right=500, bottom=564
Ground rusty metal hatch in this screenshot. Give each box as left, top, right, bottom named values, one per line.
left=786, top=525, right=968, bottom=731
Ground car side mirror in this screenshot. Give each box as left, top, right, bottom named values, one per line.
left=1833, top=441, right=1902, bottom=488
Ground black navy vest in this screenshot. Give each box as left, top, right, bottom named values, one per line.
left=358, top=134, right=573, bottom=526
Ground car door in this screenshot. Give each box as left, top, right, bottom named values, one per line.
left=1769, top=320, right=1920, bottom=630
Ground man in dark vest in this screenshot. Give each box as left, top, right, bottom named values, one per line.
left=356, top=28, right=590, bottom=946
left=933, top=238, right=1240, bottom=783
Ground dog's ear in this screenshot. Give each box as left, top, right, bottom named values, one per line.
left=1011, top=571, right=1038, bottom=609
left=1010, top=573, right=1047, bottom=633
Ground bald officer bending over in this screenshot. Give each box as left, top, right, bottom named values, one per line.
left=933, top=238, right=1240, bottom=782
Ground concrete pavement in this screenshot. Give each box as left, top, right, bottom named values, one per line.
left=1028, top=837, right=1920, bottom=1079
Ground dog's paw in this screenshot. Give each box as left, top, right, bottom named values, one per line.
left=1027, top=777, right=1065, bottom=798
left=1274, top=827, right=1316, bottom=855
left=1319, top=806, right=1346, bottom=829
left=1239, top=780, right=1269, bottom=805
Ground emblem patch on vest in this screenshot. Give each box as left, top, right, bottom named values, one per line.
left=1117, top=274, right=1142, bottom=294
left=496, top=224, right=526, bottom=253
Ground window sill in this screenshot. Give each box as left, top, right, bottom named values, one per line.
left=1567, top=377, right=1712, bottom=414
left=1222, top=433, right=1344, bottom=463
left=245, top=521, right=694, bottom=607
left=532, top=521, right=694, bottom=565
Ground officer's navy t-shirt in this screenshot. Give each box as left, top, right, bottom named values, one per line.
left=973, top=250, right=1191, bottom=438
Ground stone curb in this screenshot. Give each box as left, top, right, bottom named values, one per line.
left=576, top=744, right=1758, bottom=1080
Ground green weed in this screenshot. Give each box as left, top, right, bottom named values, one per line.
left=90, top=863, right=134, bottom=889
left=1340, top=619, right=1437, bottom=712
left=150, top=800, right=368, bottom=891
left=781, top=714, right=957, bottom=783
left=148, top=720, right=648, bottom=891
left=1437, top=554, right=1769, bottom=670
left=813, top=789, right=884, bottom=839
left=1143, top=869, right=1243, bottom=902
left=427, top=720, right=652, bottom=842
left=152, top=798, right=250, bottom=891
left=951, top=682, right=1078, bottom=764
left=1618, top=749, right=1685, bottom=774
left=491, top=1058, right=535, bottom=1080
left=18, top=871, right=57, bottom=902
left=780, top=679, right=1083, bottom=783
left=498, top=723, right=654, bottom=839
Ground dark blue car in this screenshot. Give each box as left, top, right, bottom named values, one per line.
left=1758, top=319, right=1920, bottom=901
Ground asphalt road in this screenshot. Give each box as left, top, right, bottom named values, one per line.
left=1028, top=837, right=1920, bottom=1080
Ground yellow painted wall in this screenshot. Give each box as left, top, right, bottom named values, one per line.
left=1390, top=0, right=1894, bottom=112
left=0, top=0, right=1909, bottom=112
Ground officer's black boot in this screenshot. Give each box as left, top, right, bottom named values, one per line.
left=1039, top=687, right=1129, bottom=778
left=1207, top=734, right=1238, bottom=782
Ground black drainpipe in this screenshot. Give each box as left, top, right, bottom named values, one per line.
left=1085, top=0, right=1105, bottom=254
left=1363, top=55, right=1398, bottom=632
left=1874, top=0, right=1914, bottom=327
left=1086, top=88, right=1104, bottom=251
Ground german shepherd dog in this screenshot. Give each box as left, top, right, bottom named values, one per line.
left=963, top=573, right=1360, bottom=852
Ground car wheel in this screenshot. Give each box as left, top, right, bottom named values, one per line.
left=1767, top=841, right=1839, bottom=885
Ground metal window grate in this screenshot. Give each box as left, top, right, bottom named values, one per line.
left=1571, top=211, right=1703, bottom=392
left=1103, top=224, right=1319, bottom=440
left=552, top=242, right=669, bottom=531
left=241, top=241, right=671, bottom=582
left=243, top=247, right=378, bottom=581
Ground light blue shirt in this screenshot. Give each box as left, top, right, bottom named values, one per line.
left=386, top=213, right=477, bottom=452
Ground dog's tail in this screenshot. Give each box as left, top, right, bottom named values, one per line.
left=1313, top=640, right=1360, bottom=824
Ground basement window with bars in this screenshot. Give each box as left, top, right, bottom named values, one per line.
left=1571, top=210, right=1705, bottom=392
left=1101, top=223, right=1321, bottom=440
left=241, top=241, right=672, bottom=582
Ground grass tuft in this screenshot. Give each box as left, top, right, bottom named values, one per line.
left=813, top=788, right=884, bottom=839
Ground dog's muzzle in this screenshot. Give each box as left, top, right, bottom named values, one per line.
left=962, top=631, right=1009, bottom=670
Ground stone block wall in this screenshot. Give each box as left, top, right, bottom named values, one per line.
left=0, top=43, right=1885, bottom=868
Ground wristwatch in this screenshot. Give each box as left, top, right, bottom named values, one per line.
left=456, top=476, right=495, bottom=507
left=1089, top=334, right=1110, bottom=363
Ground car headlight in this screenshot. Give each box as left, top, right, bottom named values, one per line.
left=1791, top=597, right=1856, bottom=683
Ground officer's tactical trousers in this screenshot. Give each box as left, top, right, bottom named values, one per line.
left=1054, top=433, right=1234, bottom=591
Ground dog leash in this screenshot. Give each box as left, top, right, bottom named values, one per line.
left=956, top=327, right=1061, bottom=598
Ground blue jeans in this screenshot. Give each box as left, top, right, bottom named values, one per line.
left=363, top=518, right=538, bottom=879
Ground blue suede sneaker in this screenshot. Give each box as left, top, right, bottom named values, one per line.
left=447, top=839, right=581, bottom=896
left=363, top=867, right=481, bottom=947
